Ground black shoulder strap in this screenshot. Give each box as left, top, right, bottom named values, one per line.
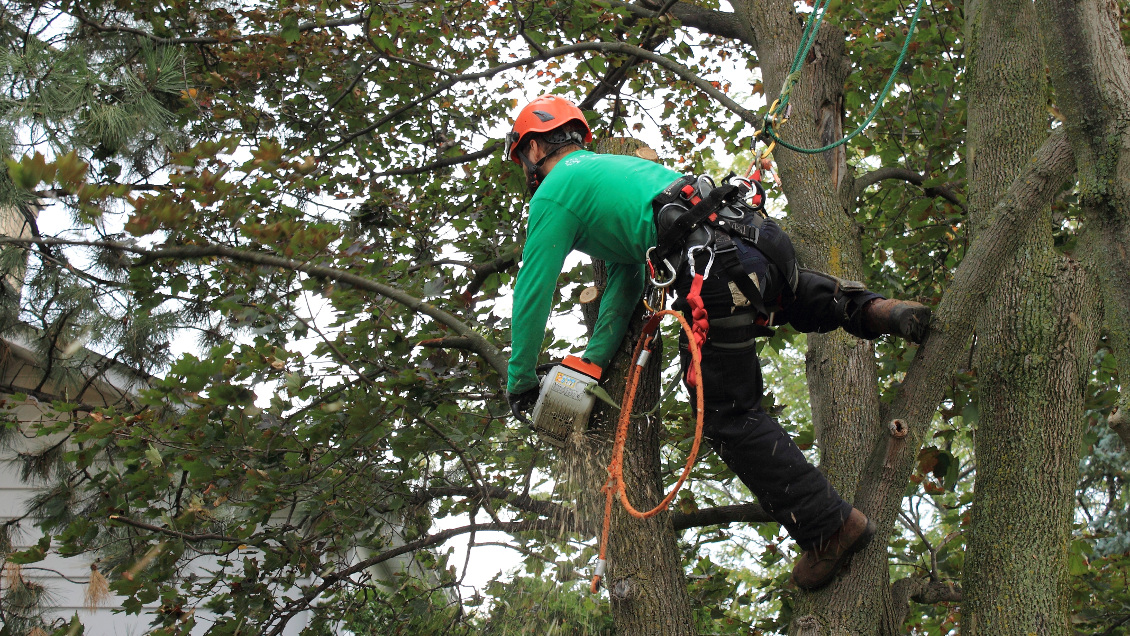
left=653, top=175, right=695, bottom=207
left=652, top=183, right=741, bottom=266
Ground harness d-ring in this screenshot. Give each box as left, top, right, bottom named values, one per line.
left=646, top=246, right=678, bottom=288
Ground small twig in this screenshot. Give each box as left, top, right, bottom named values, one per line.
left=286, top=307, right=375, bottom=386
left=108, top=515, right=241, bottom=544
left=419, top=417, right=503, bottom=525
left=853, top=165, right=967, bottom=212
left=265, top=519, right=563, bottom=636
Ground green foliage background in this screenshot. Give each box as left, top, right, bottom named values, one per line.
left=0, top=0, right=1126, bottom=634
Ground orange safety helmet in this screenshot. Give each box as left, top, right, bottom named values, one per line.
left=506, top=95, right=593, bottom=165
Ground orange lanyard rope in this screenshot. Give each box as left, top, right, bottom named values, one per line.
left=590, top=307, right=707, bottom=593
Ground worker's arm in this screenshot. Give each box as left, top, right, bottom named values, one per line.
left=582, top=260, right=645, bottom=370
left=507, top=200, right=579, bottom=394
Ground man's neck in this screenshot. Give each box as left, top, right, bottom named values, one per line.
left=539, top=146, right=582, bottom=176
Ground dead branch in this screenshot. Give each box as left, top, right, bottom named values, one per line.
left=890, top=577, right=963, bottom=629
left=673, top=502, right=772, bottom=529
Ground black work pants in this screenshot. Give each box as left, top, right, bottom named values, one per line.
left=678, top=269, right=881, bottom=551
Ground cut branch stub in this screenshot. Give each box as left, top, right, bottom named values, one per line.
left=889, top=419, right=908, bottom=438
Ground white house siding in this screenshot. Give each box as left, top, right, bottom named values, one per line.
left=0, top=340, right=317, bottom=635
left=2, top=205, right=441, bottom=633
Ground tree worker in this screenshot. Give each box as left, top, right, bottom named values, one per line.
left=503, top=94, right=931, bottom=591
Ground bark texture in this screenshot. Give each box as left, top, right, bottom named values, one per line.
left=961, top=3, right=1101, bottom=635
left=852, top=128, right=1077, bottom=634
left=733, top=2, right=887, bottom=631
left=1036, top=0, right=1130, bottom=425
left=569, top=137, right=695, bottom=635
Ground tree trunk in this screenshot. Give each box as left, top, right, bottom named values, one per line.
left=734, top=1, right=888, bottom=632
left=831, top=127, right=1075, bottom=636
left=568, top=137, right=696, bottom=635
left=1036, top=0, right=1130, bottom=432
left=961, top=3, right=1102, bottom=634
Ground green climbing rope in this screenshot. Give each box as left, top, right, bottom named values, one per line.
left=761, top=0, right=927, bottom=155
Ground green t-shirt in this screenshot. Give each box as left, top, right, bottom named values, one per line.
left=507, top=150, right=683, bottom=393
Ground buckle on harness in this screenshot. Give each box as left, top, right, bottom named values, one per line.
left=646, top=246, right=678, bottom=288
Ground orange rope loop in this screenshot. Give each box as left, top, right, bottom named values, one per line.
left=590, top=308, right=706, bottom=594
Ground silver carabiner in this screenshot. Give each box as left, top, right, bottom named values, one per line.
left=687, top=244, right=716, bottom=280
left=646, top=246, right=678, bottom=288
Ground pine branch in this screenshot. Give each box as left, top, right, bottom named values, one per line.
left=0, top=236, right=509, bottom=378
left=69, top=8, right=366, bottom=46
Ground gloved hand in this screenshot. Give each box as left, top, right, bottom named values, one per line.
left=506, top=388, right=539, bottom=425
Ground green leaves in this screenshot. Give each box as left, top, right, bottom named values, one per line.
left=5, top=153, right=55, bottom=190
left=7, top=535, right=50, bottom=565
left=0, top=0, right=1117, bottom=634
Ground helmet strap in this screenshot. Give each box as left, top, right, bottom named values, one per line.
left=515, top=149, right=543, bottom=194
left=517, top=133, right=586, bottom=195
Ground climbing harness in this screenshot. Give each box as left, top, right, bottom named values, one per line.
left=590, top=172, right=799, bottom=593
left=648, top=173, right=799, bottom=318
left=757, top=0, right=927, bottom=155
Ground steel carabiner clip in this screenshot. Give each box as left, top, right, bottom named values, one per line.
left=646, top=246, right=678, bottom=288
left=687, top=244, right=716, bottom=281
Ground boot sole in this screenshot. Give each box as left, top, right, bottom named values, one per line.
left=793, top=518, right=877, bottom=592
left=898, top=306, right=932, bottom=344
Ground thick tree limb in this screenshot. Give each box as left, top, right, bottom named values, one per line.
left=853, top=166, right=966, bottom=212
left=0, top=237, right=509, bottom=378
left=672, top=502, right=772, bottom=529
left=604, top=0, right=753, bottom=42
left=394, top=485, right=772, bottom=533
left=856, top=129, right=1076, bottom=513
left=394, top=486, right=768, bottom=532
left=1037, top=0, right=1130, bottom=429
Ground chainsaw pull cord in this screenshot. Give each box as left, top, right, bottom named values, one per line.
left=591, top=253, right=712, bottom=594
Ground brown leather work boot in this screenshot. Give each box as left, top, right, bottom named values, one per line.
left=791, top=508, right=876, bottom=591
left=863, top=298, right=931, bottom=344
